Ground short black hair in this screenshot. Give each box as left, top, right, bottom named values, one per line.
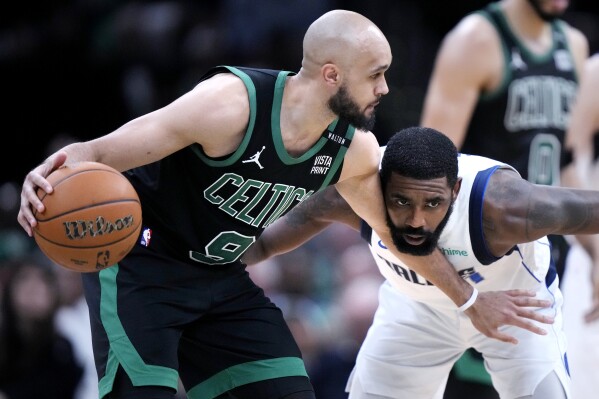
left=381, top=126, right=458, bottom=189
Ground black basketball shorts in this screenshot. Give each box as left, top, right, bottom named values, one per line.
left=82, top=245, right=310, bottom=399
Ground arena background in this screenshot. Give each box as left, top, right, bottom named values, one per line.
left=1, top=2, right=599, bottom=399
left=3, top=0, right=598, bottom=190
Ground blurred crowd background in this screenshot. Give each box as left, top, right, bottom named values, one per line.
left=1, top=1, right=598, bottom=398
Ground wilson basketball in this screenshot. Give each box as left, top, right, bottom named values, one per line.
left=33, top=162, right=142, bottom=273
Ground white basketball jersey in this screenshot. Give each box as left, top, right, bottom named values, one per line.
left=363, top=152, right=555, bottom=309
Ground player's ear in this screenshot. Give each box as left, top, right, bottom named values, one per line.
left=322, top=64, right=340, bottom=86
left=452, top=178, right=462, bottom=200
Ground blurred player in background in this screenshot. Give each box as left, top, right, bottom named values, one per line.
left=420, top=0, right=589, bottom=395
left=563, top=52, right=599, bottom=399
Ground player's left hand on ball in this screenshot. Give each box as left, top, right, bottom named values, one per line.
left=18, top=151, right=68, bottom=236
left=464, top=289, right=554, bottom=345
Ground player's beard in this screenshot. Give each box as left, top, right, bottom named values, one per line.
left=328, top=84, right=376, bottom=130
left=386, top=203, right=454, bottom=256
left=527, top=0, right=564, bottom=22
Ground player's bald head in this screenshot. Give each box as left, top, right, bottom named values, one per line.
left=302, top=9, right=390, bottom=71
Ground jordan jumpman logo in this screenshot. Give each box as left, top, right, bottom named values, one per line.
left=242, top=146, right=266, bottom=169
left=511, top=49, right=527, bottom=70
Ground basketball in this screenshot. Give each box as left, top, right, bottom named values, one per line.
left=33, top=161, right=142, bottom=273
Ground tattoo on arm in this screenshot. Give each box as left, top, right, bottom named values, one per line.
left=487, top=169, right=595, bottom=239
left=285, top=187, right=355, bottom=228
left=527, top=189, right=593, bottom=234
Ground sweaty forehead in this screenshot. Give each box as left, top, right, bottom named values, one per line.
left=386, top=174, right=450, bottom=197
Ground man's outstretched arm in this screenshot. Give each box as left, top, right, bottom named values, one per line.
left=242, top=187, right=359, bottom=265
left=483, top=168, right=599, bottom=254
left=247, top=182, right=554, bottom=344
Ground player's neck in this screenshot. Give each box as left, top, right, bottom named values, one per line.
left=502, top=0, right=553, bottom=53
left=281, top=75, right=337, bottom=153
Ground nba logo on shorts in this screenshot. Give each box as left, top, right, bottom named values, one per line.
left=140, top=228, right=152, bottom=247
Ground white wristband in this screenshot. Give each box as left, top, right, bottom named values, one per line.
left=457, top=287, right=478, bottom=312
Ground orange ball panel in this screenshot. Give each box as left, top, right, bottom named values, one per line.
left=36, top=167, right=139, bottom=222
left=35, top=223, right=142, bottom=272
left=34, top=201, right=142, bottom=247
left=33, top=162, right=142, bottom=272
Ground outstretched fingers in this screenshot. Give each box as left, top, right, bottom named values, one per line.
left=465, top=289, right=555, bottom=344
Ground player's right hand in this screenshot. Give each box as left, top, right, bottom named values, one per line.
left=18, top=151, right=68, bottom=237
left=465, top=289, right=554, bottom=344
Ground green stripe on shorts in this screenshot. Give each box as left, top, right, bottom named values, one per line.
left=186, top=357, right=308, bottom=399
left=98, top=265, right=179, bottom=397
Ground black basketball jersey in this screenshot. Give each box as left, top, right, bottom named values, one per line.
left=124, top=66, right=355, bottom=266
left=461, top=3, right=578, bottom=185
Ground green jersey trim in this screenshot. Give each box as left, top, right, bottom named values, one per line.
left=192, top=66, right=258, bottom=167
left=271, top=71, right=330, bottom=164
left=318, top=124, right=356, bottom=190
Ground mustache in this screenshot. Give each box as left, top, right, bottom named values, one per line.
left=399, top=226, right=428, bottom=236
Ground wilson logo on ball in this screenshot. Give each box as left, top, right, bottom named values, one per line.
left=33, top=161, right=142, bottom=273
left=62, top=215, right=136, bottom=240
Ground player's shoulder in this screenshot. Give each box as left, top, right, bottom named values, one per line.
left=190, top=71, right=250, bottom=117
left=195, top=71, right=248, bottom=95
left=339, top=129, right=380, bottom=180
left=436, top=11, right=500, bottom=71
left=457, top=153, right=512, bottom=174
left=557, top=21, right=590, bottom=77
left=558, top=18, right=589, bottom=48
left=587, top=53, right=599, bottom=73
left=589, top=53, right=599, bottom=66
left=444, top=11, right=497, bottom=51
left=348, top=129, right=380, bottom=156
left=180, top=70, right=251, bottom=152
left=582, top=54, right=599, bottom=89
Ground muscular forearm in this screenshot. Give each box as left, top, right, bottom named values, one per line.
left=376, top=229, right=473, bottom=306
left=57, top=143, right=97, bottom=165
left=242, top=212, right=334, bottom=265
